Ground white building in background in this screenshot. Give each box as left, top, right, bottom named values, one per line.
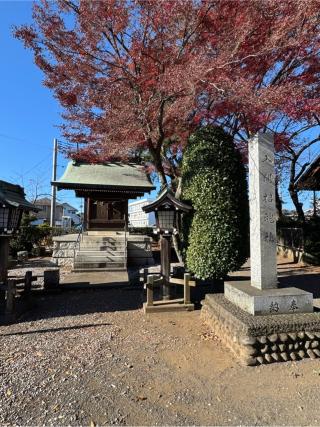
left=128, top=198, right=155, bottom=228
left=62, top=203, right=81, bottom=226
left=32, top=198, right=80, bottom=228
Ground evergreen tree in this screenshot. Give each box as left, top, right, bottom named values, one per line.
left=182, top=126, right=249, bottom=279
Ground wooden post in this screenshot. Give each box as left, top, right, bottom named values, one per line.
left=146, top=275, right=154, bottom=307
left=5, top=279, right=16, bottom=316
left=83, top=198, right=87, bottom=231
left=24, top=271, right=32, bottom=298
left=184, top=273, right=191, bottom=305
left=143, top=267, right=148, bottom=285
left=0, top=236, right=10, bottom=283
left=160, top=235, right=171, bottom=300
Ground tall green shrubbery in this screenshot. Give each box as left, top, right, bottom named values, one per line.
left=181, top=126, right=249, bottom=279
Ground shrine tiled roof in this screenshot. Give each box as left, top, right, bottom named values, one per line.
left=53, top=162, right=155, bottom=192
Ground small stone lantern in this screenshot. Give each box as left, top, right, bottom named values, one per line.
left=0, top=180, right=37, bottom=282
left=143, top=186, right=192, bottom=299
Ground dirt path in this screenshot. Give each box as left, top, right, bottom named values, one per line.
left=2, top=258, right=320, bottom=426
left=1, top=281, right=320, bottom=426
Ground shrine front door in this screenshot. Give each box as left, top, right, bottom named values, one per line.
left=87, top=199, right=127, bottom=230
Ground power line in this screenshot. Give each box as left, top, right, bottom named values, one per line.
left=0, top=132, right=52, bottom=151
left=23, top=153, right=52, bottom=176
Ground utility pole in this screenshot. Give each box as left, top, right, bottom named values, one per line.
left=50, top=138, right=58, bottom=227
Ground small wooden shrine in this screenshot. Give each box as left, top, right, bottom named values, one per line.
left=53, top=162, right=155, bottom=231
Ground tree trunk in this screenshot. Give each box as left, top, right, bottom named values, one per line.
left=172, top=233, right=183, bottom=263
left=289, top=184, right=305, bottom=222
left=172, top=176, right=184, bottom=264
left=288, top=157, right=305, bottom=223
left=275, top=181, right=283, bottom=219
left=147, top=139, right=167, bottom=187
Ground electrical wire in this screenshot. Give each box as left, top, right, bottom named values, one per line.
left=22, top=153, right=52, bottom=176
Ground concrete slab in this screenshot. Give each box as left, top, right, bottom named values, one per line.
left=225, top=280, right=313, bottom=316
left=61, top=271, right=129, bottom=290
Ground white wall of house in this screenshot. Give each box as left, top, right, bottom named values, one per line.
left=62, top=203, right=81, bottom=225
left=128, top=198, right=155, bottom=227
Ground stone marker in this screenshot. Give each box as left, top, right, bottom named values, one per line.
left=249, top=133, right=277, bottom=289
left=225, top=132, right=313, bottom=315
left=44, top=269, right=60, bottom=290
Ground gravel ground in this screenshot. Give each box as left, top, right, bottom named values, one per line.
left=7, top=258, right=68, bottom=291
left=1, top=260, right=320, bottom=426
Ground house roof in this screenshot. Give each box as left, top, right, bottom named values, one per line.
left=0, top=180, right=38, bottom=211
left=35, top=197, right=63, bottom=207
left=295, top=154, right=320, bottom=191
left=53, top=162, right=155, bottom=193
left=62, top=202, right=77, bottom=210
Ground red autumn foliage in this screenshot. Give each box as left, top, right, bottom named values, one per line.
left=15, top=0, right=320, bottom=184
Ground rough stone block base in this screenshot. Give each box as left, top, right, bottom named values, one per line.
left=225, top=281, right=313, bottom=315
left=201, top=294, right=320, bottom=366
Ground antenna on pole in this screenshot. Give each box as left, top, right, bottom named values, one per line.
left=50, top=138, right=58, bottom=227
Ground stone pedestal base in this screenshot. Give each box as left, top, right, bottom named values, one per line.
left=201, top=294, right=320, bottom=366
left=225, top=281, right=313, bottom=316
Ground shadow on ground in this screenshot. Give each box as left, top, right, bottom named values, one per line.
left=0, top=321, right=113, bottom=337
left=228, top=259, right=320, bottom=298
left=5, top=286, right=144, bottom=325
left=279, top=273, right=320, bottom=298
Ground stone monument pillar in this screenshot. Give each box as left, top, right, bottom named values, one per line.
left=249, top=133, right=277, bottom=289
left=225, top=132, right=313, bottom=315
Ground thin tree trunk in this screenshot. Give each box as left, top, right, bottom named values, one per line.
left=172, top=176, right=184, bottom=264
left=289, top=184, right=305, bottom=222
left=275, top=180, right=283, bottom=219
left=288, top=157, right=305, bottom=223
left=172, top=234, right=183, bottom=263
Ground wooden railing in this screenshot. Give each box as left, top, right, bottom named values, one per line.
left=144, top=273, right=196, bottom=308
left=1, top=269, right=60, bottom=323
left=0, top=272, right=38, bottom=322
left=73, top=223, right=83, bottom=266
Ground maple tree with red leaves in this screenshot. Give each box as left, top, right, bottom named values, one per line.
left=15, top=0, right=320, bottom=205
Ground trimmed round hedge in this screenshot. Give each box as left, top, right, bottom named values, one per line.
left=181, top=126, right=249, bottom=280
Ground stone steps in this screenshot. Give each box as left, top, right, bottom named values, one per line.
left=73, top=262, right=126, bottom=270
left=86, top=231, right=125, bottom=237
left=76, top=249, right=124, bottom=255
left=71, top=267, right=127, bottom=272
left=73, top=232, right=127, bottom=272
left=79, top=244, right=125, bottom=250
left=75, top=256, right=125, bottom=263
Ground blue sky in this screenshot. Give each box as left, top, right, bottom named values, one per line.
left=0, top=1, right=318, bottom=214
left=0, top=0, right=82, bottom=210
